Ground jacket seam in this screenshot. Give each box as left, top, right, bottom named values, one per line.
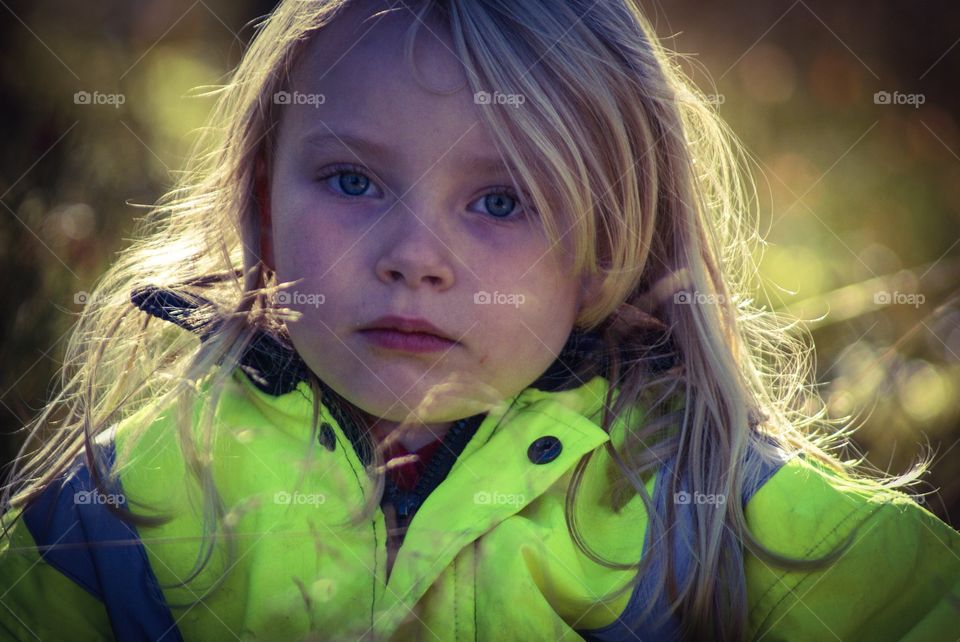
left=473, top=540, right=478, bottom=642
left=328, top=425, right=374, bottom=629
left=749, top=461, right=866, bottom=612
left=332, top=428, right=365, bottom=502
left=371, top=517, right=378, bottom=634
left=453, top=553, right=459, bottom=642
left=751, top=500, right=884, bottom=635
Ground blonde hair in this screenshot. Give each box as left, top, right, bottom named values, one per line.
left=1, top=0, right=931, bottom=639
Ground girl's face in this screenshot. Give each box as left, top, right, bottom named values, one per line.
left=269, top=2, right=594, bottom=424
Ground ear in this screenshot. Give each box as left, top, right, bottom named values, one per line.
left=255, top=153, right=275, bottom=271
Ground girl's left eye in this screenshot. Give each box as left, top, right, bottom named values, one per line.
left=468, top=190, right=527, bottom=220
left=318, top=164, right=382, bottom=199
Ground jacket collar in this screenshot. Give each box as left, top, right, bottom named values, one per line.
left=130, top=285, right=310, bottom=396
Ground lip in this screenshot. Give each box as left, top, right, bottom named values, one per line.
left=358, top=315, right=458, bottom=353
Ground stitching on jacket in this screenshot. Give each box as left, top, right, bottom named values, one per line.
left=752, top=502, right=865, bottom=619
left=748, top=460, right=853, bottom=610
left=327, top=425, right=376, bottom=629
left=371, top=516, right=377, bottom=634
left=479, top=396, right=521, bottom=448
left=751, top=499, right=885, bottom=635
left=473, top=540, right=478, bottom=642
left=319, top=417, right=375, bottom=630
left=454, top=553, right=459, bottom=642
left=332, top=426, right=365, bottom=504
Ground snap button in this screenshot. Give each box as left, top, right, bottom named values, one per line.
left=318, top=422, right=336, bottom=451
left=527, top=436, right=562, bottom=464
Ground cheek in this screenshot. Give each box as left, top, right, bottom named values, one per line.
left=270, top=199, right=354, bottom=287
left=471, top=257, right=581, bottom=375
left=482, top=241, right=581, bottom=322
left=270, top=214, right=364, bottom=338
left=269, top=166, right=342, bottom=279
left=271, top=183, right=312, bottom=279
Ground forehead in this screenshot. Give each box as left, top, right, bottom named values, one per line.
left=282, top=1, right=498, bottom=157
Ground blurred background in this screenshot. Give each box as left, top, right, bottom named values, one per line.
left=1, top=0, right=958, bottom=526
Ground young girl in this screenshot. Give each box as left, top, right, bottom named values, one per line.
left=2, top=0, right=958, bottom=640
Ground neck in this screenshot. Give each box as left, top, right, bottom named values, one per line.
left=367, top=416, right=452, bottom=451
left=319, top=382, right=452, bottom=451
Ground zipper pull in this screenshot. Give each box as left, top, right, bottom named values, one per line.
left=395, top=493, right=418, bottom=519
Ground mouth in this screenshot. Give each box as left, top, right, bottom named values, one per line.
left=358, top=315, right=459, bottom=354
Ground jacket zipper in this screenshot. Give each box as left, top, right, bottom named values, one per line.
left=384, top=415, right=481, bottom=529
left=317, top=378, right=482, bottom=526
left=321, top=388, right=483, bottom=600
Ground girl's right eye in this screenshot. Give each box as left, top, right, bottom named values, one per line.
left=317, top=163, right=382, bottom=199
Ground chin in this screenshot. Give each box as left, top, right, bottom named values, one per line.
left=356, top=388, right=495, bottom=424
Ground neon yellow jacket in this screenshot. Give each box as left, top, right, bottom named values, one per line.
left=2, top=292, right=959, bottom=640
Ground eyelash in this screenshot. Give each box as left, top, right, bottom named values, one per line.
left=316, top=162, right=530, bottom=220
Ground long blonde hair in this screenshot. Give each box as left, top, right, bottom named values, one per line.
left=1, top=1, right=931, bottom=639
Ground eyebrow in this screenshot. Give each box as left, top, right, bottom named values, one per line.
left=300, top=131, right=514, bottom=174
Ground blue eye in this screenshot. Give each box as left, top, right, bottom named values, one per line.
left=471, top=189, right=527, bottom=220
left=484, top=193, right=515, bottom=218
left=337, top=172, right=370, bottom=196
left=318, top=163, right=380, bottom=198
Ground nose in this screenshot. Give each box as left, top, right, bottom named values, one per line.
left=374, top=209, right=456, bottom=290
